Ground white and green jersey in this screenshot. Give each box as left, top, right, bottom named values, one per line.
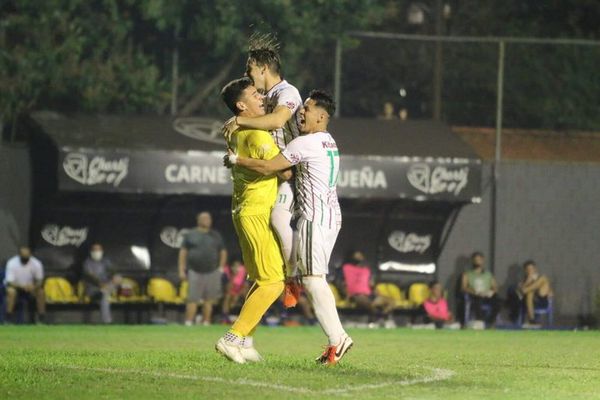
left=281, top=131, right=342, bottom=228
left=265, top=80, right=302, bottom=150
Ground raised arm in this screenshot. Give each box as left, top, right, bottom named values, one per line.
left=237, top=105, right=292, bottom=131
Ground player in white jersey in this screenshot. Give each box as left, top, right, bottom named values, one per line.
left=223, top=34, right=301, bottom=278
left=226, top=90, right=353, bottom=366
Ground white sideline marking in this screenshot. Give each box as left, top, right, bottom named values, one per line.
left=61, top=365, right=454, bottom=395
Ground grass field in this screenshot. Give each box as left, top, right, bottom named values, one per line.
left=1, top=325, right=599, bottom=399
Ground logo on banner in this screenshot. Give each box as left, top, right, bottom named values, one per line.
left=388, top=230, right=431, bottom=254
left=63, top=153, right=129, bottom=187
left=41, top=224, right=88, bottom=247
left=160, top=226, right=189, bottom=248
left=173, top=118, right=225, bottom=145
left=407, top=163, right=469, bottom=196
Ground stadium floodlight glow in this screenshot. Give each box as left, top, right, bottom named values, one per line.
left=407, top=3, right=429, bottom=25
left=131, top=246, right=151, bottom=269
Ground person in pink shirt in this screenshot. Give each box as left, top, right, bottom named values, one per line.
left=341, top=251, right=395, bottom=326
left=422, top=281, right=459, bottom=329
left=221, top=260, right=249, bottom=322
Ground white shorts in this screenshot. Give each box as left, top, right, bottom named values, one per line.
left=295, top=217, right=340, bottom=276
left=274, top=180, right=294, bottom=213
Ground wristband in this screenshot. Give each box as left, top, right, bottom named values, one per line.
left=228, top=154, right=238, bottom=165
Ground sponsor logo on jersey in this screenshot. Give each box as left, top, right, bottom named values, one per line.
left=63, top=153, right=129, bottom=187
left=388, top=230, right=431, bottom=254
left=407, top=163, right=469, bottom=196
left=41, top=224, right=88, bottom=247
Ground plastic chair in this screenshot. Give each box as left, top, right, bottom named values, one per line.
left=328, top=283, right=351, bottom=309
left=44, top=277, right=79, bottom=303
left=408, top=283, right=430, bottom=306
left=375, top=283, right=411, bottom=308
left=114, top=277, right=147, bottom=302
left=147, top=278, right=184, bottom=304
left=519, top=296, right=553, bottom=327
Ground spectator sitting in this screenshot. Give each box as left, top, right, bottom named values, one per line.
left=4, top=246, right=46, bottom=324
left=518, top=260, right=553, bottom=328
left=221, top=260, right=249, bottom=322
left=422, top=281, right=460, bottom=329
left=377, top=102, right=397, bottom=120
left=342, top=250, right=395, bottom=327
left=461, top=251, right=500, bottom=327
left=82, top=243, right=121, bottom=324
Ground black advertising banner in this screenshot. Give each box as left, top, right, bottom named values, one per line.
left=58, top=147, right=481, bottom=202
left=377, top=217, right=444, bottom=275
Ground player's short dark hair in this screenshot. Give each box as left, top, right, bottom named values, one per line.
left=523, top=260, right=536, bottom=269
left=471, top=251, right=484, bottom=259
left=308, top=89, right=336, bottom=116
left=220, top=77, right=253, bottom=115
left=247, top=32, right=281, bottom=75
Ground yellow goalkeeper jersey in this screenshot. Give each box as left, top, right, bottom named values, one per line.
left=229, top=129, right=280, bottom=216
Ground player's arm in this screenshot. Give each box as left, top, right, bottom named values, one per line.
left=237, top=105, right=292, bottom=131
left=231, top=130, right=294, bottom=175
left=234, top=152, right=292, bottom=176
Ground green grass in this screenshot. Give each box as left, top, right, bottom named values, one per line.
left=1, top=325, right=599, bottom=399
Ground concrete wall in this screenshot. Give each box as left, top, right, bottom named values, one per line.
left=438, top=161, right=600, bottom=322
left=0, top=143, right=31, bottom=263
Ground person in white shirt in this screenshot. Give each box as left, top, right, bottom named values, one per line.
left=223, top=33, right=301, bottom=278
left=4, top=246, right=45, bottom=323
left=226, top=90, right=352, bottom=366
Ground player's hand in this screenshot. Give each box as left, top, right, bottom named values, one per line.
left=221, top=116, right=239, bottom=142
left=223, top=149, right=238, bottom=168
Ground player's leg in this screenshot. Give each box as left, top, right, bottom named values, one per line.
left=297, top=218, right=352, bottom=365
left=271, top=181, right=295, bottom=274
left=217, top=214, right=284, bottom=363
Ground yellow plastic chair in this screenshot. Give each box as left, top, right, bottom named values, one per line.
left=77, top=281, right=90, bottom=303
left=179, top=280, right=188, bottom=302
left=115, top=277, right=147, bottom=302
left=44, top=277, right=79, bottom=303
left=408, top=283, right=430, bottom=306
left=376, top=283, right=412, bottom=308
left=147, top=278, right=184, bottom=304
left=328, top=283, right=351, bottom=309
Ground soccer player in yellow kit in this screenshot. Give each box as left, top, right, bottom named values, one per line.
left=215, top=77, right=289, bottom=364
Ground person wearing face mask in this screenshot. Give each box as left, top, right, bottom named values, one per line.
left=4, top=246, right=46, bottom=323
left=82, top=243, right=119, bottom=324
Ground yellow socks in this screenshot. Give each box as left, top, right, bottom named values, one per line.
left=230, top=281, right=284, bottom=337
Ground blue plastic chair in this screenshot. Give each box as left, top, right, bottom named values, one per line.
left=519, top=297, right=553, bottom=327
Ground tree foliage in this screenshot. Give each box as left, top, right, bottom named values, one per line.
left=1, top=0, right=599, bottom=132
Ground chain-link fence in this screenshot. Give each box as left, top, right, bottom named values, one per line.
left=336, top=32, right=600, bottom=132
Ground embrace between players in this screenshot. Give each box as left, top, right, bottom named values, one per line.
left=214, top=34, right=353, bottom=366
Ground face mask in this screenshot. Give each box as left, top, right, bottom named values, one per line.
left=91, top=251, right=103, bottom=261
left=20, top=256, right=30, bottom=265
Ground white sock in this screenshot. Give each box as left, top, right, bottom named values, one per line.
left=271, top=207, right=294, bottom=273
left=303, top=276, right=345, bottom=345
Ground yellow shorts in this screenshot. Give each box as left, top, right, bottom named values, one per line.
left=233, top=212, right=285, bottom=286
